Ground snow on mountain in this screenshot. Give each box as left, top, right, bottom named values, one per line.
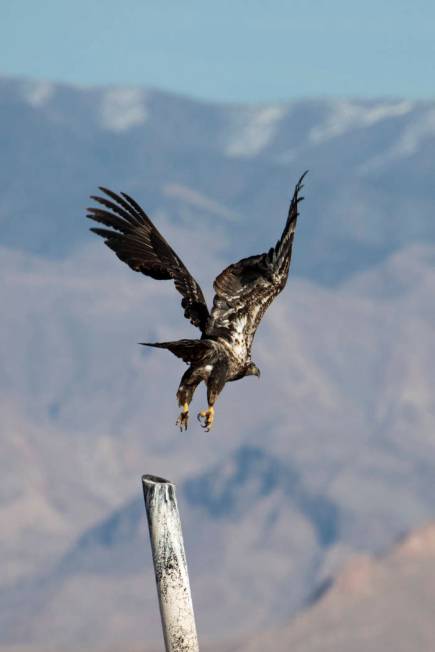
left=100, top=88, right=149, bottom=132
left=224, top=104, right=288, bottom=157
left=308, top=99, right=414, bottom=145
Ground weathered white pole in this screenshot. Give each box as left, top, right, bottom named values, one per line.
left=142, top=474, right=199, bottom=652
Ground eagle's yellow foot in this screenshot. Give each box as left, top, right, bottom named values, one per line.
left=197, top=406, right=215, bottom=432
left=176, top=404, right=189, bottom=432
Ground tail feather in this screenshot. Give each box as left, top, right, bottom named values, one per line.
left=140, top=339, right=215, bottom=365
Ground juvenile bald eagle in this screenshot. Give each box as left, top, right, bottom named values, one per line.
left=87, top=172, right=307, bottom=431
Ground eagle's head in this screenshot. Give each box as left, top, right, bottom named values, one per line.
left=245, top=362, right=261, bottom=378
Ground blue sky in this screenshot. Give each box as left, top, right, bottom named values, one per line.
left=2, top=0, right=434, bottom=102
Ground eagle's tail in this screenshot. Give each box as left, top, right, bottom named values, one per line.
left=140, top=338, right=214, bottom=365
left=140, top=342, right=173, bottom=350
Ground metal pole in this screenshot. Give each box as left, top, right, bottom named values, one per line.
left=142, top=474, right=199, bottom=652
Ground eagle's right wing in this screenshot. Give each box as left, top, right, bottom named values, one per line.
left=87, top=188, right=210, bottom=331
left=206, top=172, right=307, bottom=355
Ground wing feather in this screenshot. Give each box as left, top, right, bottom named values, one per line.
left=206, top=172, right=307, bottom=355
left=87, top=188, right=209, bottom=330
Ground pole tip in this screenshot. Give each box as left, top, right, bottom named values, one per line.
left=142, top=474, right=173, bottom=486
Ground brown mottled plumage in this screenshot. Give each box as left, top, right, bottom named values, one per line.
left=87, top=172, right=307, bottom=431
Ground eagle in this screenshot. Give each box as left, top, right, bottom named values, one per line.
left=87, top=172, right=307, bottom=432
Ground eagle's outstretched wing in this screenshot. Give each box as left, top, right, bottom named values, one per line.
left=206, top=172, right=307, bottom=356
left=87, top=188, right=209, bottom=331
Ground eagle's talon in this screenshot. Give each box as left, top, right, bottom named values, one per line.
left=197, top=407, right=215, bottom=432
left=176, top=405, right=189, bottom=431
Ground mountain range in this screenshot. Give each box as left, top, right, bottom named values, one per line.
left=1, top=76, right=435, bottom=649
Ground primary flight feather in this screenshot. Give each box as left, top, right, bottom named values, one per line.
left=87, top=172, right=307, bottom=431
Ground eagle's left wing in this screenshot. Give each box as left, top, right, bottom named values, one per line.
left=87, top=187, right=209, bottom=331
left=206, top=172, right=307, bottom=355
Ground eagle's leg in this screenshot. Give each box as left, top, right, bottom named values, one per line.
left=176, top=367, right=201, bottom=432
left=198, top=363, right=227, bottom=432
left=176, top=403, right=190, bottom=432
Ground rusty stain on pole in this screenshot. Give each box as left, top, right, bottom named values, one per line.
left=142, top=474, right=199, bottom=652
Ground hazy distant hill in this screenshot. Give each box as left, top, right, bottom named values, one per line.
left=228, top=523, right=435, bottom=652
left=1, top=77, right=435, bottom=649
left=1, top=446, right=339, bottom=645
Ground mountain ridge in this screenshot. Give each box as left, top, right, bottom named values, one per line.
left=1, top=77, right=435, bottom=284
